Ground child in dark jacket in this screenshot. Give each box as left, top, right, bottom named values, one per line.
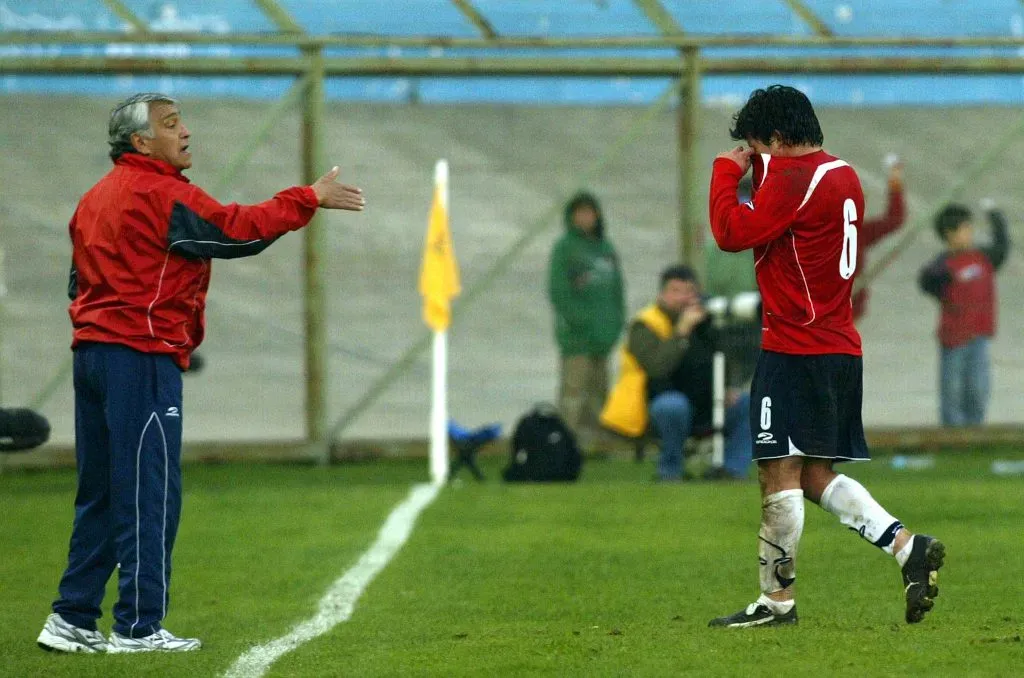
left=919, top=202, right=1010, bottom=426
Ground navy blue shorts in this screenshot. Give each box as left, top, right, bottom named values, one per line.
left=749, top=350, right=869, bottom=463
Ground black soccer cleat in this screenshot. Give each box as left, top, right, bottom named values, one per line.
left=901, top=535, right=945, bottom=624
left=708, top=601, right=798, bottom=628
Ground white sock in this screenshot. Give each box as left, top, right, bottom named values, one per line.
left=895, top=536, right=915, bottom=568
left=757, top=594, right=795, bottom=615
left=820, top=474, right=904, bottom=555
left=759, top=489, right=804, bottom=597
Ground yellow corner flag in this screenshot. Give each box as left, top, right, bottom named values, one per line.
left=419, top=160, right=461, bottom=332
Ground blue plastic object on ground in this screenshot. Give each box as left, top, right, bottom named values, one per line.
left=448, top=420, right=502, bottom=481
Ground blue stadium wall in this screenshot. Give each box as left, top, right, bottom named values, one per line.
left=4, top=0, right=1024, bottom=105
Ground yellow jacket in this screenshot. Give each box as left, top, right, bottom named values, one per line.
left=599, top=304, right=674, bottom=437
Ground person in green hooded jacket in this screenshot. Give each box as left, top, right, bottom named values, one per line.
left=548, top=192, right=626, bottom=451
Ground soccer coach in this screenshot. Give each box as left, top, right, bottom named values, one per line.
left=37, top=93, right=364, bottom=654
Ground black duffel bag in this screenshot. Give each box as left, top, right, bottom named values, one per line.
left=502, top=404, right=582, bottom=483
left=0, top=408, right=51, bottom=452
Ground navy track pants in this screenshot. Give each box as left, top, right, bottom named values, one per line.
left=52, top=342, right=183, bottom=638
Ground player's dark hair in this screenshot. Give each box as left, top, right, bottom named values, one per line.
left=660, top=264, right=697, bottom=289
left=730, top=85, right=824, bottom=148
left=934, top=204, right=972, bottom=242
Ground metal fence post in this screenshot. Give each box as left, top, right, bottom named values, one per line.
left=0, top=246, right=6, bottom=404
left=301, top=47, right=329, bottom=464
left=677, top=46, right=702, bottom=276
left=0, top=247, right=7, bottom=474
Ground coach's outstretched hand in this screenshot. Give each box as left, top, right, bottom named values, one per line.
left=716, top=146, right=754, bottom=173
left=312, top=166, right=365, bottom=211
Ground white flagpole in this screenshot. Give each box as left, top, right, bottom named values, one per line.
left=711, top=351, right=726, bottom=469
left=430, top=330, right=448, bottom=484
left=429, top=159, right=450, bottom=485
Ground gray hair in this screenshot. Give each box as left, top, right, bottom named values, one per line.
left=108, top=92, right=179, bottom=161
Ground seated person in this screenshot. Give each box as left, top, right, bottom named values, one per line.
left=601, top=265, right=752, bottom=481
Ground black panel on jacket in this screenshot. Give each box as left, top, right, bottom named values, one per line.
left=167, top=201, right=277, bottom=259
left=67, top=264, right=78, bottom=300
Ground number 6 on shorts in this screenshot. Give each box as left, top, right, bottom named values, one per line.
left=760, top=397, right=772, bottom=431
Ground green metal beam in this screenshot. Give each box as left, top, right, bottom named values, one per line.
left=854, top=112, right=1024, bottom=295
left=5, top=31, right=1024, bottom=49
left=252, top=0, right=305, bottom=34
left=5, top=55, right=1024, bottom=76
left=781, top=0, right=833, bottom=37
left=677, top=47, right=701, bottom=274
left=300, top=47, right=329, bottom=464
left=632, top=0, right=683, bottom=35
left=0, top=56, right=306, bottom=75
left=100, top=0, right=149, bottom=34
left=632, top=1, right=687, bottom=272
left=450, top=0, right=498, bottom=39
left=212, top=73, right=311, bottom=194
left=0, top=247, right=6, bottom=407
left=328, top=79, right=686, bottom=441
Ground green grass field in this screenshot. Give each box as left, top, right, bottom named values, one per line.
left=2, top=449, right=1023, bottom=677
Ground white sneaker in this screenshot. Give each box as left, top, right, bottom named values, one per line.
left=37, top=613, right=108, bottom=653
left=108, top=628, right=202, bottom=653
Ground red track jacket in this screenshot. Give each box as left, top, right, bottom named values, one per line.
left=68, top=154, right=319, bottom=369
left=709, top=151, right=864, bottom=356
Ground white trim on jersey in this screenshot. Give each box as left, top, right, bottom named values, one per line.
left=130, top=411, right=163, bottom=637
left=790, top=231, right=817, bottom=325
left=797, top=159, right=849, bottom=211
left=754, top=243, right=771, bottom=268
left=146, top=253, right=171, bottom=340
left=158, top=414, right=168, bottom=622
left=749, top=154, right=773, bottom=267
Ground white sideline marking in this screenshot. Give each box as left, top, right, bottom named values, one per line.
left=223, top=483, right=441, bottom=678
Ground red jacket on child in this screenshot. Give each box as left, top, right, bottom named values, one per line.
left=919, top=211, right=1009, bottom=349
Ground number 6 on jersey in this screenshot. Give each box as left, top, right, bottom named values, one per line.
left=839, top=198, right=858, bottom=279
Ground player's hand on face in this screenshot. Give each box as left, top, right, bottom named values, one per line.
left=716, top=146, right=754, bottom=173
left=676, top=302, right=708, bottom=337
left=887, top=162, right=904, bottom=189
left=312, top=166, right=365, bottom=211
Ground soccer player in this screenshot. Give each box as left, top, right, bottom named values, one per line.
left=37, top=93, right=364, bottom=653
left=705, top=85, right=944, bottom=627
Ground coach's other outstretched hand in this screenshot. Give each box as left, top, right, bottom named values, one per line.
left=716, top=146, right=754, bottom=173
left=312, top=166, right=365, bottom=211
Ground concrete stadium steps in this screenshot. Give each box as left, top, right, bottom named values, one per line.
left=1, top=97, right=1021, bottom=443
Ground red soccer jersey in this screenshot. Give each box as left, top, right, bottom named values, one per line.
left=709, top=150, right=864, bottom=356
